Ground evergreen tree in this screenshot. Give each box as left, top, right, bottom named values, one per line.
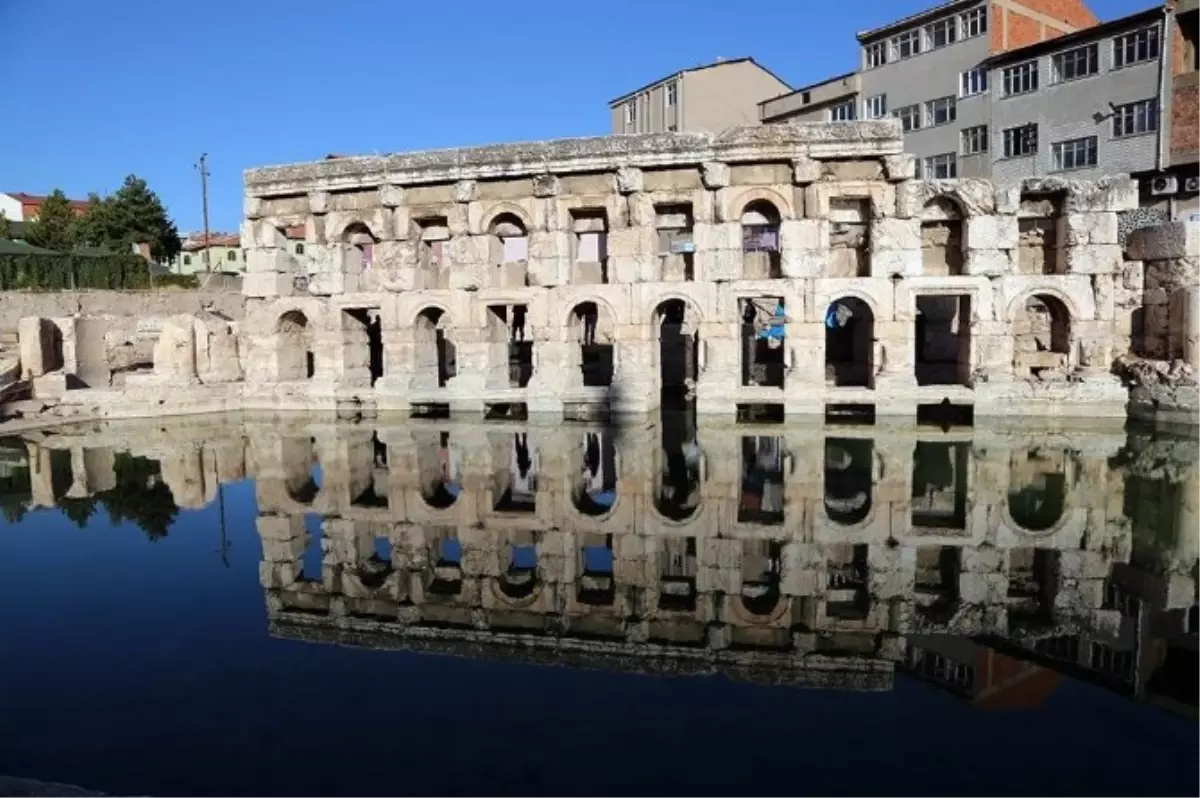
left=0, top=211, right=12, bottom=240
left=76, top=175, right=182, bottom=262
left=24, top=190, right=79, bottom=252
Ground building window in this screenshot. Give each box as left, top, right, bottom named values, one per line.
left=864, top=94, right=887, bottom=119
left=961, top=125, right=989, bottom=155
left=625, top=102, right=637, bottom=126
left=1113, top=26, right=1160, bottom=69
left=1051, top=43, right=1099, bottom=83
left=295, top=242, right=305, bottom=255
left=893, top=29, right=922, bottom=59
left=830, top=99, right=856, bottom=121
left=894, top=103, right=922, bottom=132
left=1052, top=136, right=1098, bottom=171
left=666, top=81, right=678, bottom=107
left=961, top=7, right=988, bottom=38
left=1002, top=60, right=1039, bottom=96
left=865, top=41, right=888, bottom=69
left=227, top=250, right=236, bottom=261
left=802, top=91, right=811, bottom=104
left=923, top=153, right=957, bottom=179
left=926, top=17, right=957, bottom=49
left=1003, top=123, right=1038, bottom=157
left=183, top=255, right=191, bottom=266
left=1112, top=98, right=1158, bottom=137
left=925, top=96, right=957, bottom=127
left=960, top=66, right=988, bottom=97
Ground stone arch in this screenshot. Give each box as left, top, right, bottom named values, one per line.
left=566, top=300, right=616, bottom=387
left=417, top=430, right=462, bottom=510
left=486, top=211, right=529, bottom=268
left=654, top=298, right=701, bottom=397
left=494, top=536, right=541, bottom=604
left=645, top=291, right=705, bottom=325
left=732, top=540, right=788, bottom=623
left=823, top=438, right=874, bottom=526
left=275, top=309, right=315, bottom=381
left=825, top=296, right=875, bottom=388
left=283, top=435, right=321, bottom=505
left=414, top=306, right=457, bottom=388
left=337, top=218, right=379, bottom=243
left=1004, top=287, right=1082, bottom=324
left=1010, top=292, right=1074, bottom=377
left=478, top=203, right=534, bottom=236
left=1004, top=448, right=1075, bottom=534
left=727, top=187, right=795, bottom=222
left=560, top=296, right=620, bottom=335
left=920, top=197, right=965, bottom=277
left=653, top=414, right=705, bottom=525
left=572, top=431, right=619, bottom=519
left=740, top=196, right=783, bottom=280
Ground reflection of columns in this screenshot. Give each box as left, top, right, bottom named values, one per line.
left=83, top=447, right=116, bottom=494
left=66, top=447, right=90, bottom=499
left=26, top=444, right=56, bottom=509
left=1167, top=470, right=1199, bottom=610
left=161, top=450, right=207, bottom=509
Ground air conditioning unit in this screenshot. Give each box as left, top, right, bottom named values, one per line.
left=1185, top=176, right=1200, bottom=193
left=1150, top=175, right=1178, bottom=196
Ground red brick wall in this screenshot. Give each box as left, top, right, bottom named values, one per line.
left=1170, top=82, right=1199, bottom=161
left=990, top=0, right=1100, bottom=53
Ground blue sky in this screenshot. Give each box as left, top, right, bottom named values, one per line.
left=0, top=0, right=1154, bottom=232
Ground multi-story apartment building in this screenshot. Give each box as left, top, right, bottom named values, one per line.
left=1166, top=0, right=1199, bottom=215
left=608, top=58, right=790, bottom=134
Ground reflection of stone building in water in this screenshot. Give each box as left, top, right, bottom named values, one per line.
left=12, top=122, right=1198, bottom=425
left=9, top=416, right=1192, bottom=701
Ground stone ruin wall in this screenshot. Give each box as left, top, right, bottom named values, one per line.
left=4, top=121, right=1198, bottom=425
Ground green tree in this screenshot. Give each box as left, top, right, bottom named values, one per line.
left=0, top=211, right=12, bottom=240
left=76, top=175, right=182, bottom=262
left=23, top=189, right=79, bottom=253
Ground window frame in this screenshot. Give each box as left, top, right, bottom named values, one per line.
left=1113, top=26, right=1160, bottom=69
left=1050, top=43, right=1099, bottom=84
left=926, top=17, right=958, bottom=49
left=892, top=28, right=922, bottom=60
left=665, top=81, right=678, bottom=108
left=1111, top=98, right=1158, bottom=138
left=1002, top=60, right=1039, bottom=97
left=1052, top=136, right=1098, bottom=172
left=925, top=95, right=957, bottom=127
left=960, top=66, right=989, bottom=97
left=960, top=125, right=989, bottom=155
left=923, top=152, right=958, bottom=179
left=829, top=99, right=856, bottom=121
left=865, top=41, right=888, bottom=69
left=1002, top=123, right=1039, bottom=158
left=864, top=93, right=888, bottom=120
left=961, top=6, right=988, bottom=39
left=894, top=103, right=922, bottom=132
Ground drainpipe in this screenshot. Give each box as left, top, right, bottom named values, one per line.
left=1155, top=6, right=1171, bottom=175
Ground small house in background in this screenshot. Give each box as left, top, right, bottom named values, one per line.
left=0, top=191, right=90, bottom=222
left=166, top=226, right=305, bottom=275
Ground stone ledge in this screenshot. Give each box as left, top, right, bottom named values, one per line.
left=245, top=122, right=904, bottom=196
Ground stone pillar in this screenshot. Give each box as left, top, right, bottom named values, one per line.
left=1175, top=285, right=1199, bottom=368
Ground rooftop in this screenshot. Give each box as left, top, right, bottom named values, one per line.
left=758, top=70, right=860, bottom=109
left=3, top=191, right=91, bottom=213
left=856, top=0, right=979, bottom=42
left=607, top=57, right=790, bottom=106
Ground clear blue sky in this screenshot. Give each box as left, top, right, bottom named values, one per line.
left=0, top=0, right=1152, bottom=233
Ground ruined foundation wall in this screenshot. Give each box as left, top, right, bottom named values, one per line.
left=0, top=290, right=245, bottom=334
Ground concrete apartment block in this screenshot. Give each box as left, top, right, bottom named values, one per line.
left=609, top=58, right=791, bottom=135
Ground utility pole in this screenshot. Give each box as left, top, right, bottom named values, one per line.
left=194, top=153, right=212, bottom=273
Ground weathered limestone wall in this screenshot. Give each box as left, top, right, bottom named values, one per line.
left=231, top=123, right=1139, bottom=420
left=0, top=289, right=245, bottom=332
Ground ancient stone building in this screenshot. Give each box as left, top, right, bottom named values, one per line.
left=232, top=122, right=1140, bottom=420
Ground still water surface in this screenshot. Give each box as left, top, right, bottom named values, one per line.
left=0, top=413, right=1196, bottom=796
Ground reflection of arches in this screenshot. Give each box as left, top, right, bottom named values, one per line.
left=1006, top=449, right=1071, bottom=533
left=573, top=432, right=618, bottom=517
left=654, top=409, right=703, bottom=522
left=283, top=436, right=320, bottom=504
left=824, top=438, right=873, bottom=525
left=276, top=310, right=314, bottom=381
left=920, top=198, right=965, bottom=276
left=415, top=307, right=456, bottom=388
left=824, top=297, right=875, bottom=388
left=497, top=542, right=539, bottom=601
left=356, top=555, right=393, bottom=590
left=738, top=540, right=786, bottom=619
left=741, top=199, right=782, bottom=279
left=418, top=431, right=461, bottom=509
left=1012, top=294, right=1072, bottom=377
left=655, top=298, right=700, bottom=397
